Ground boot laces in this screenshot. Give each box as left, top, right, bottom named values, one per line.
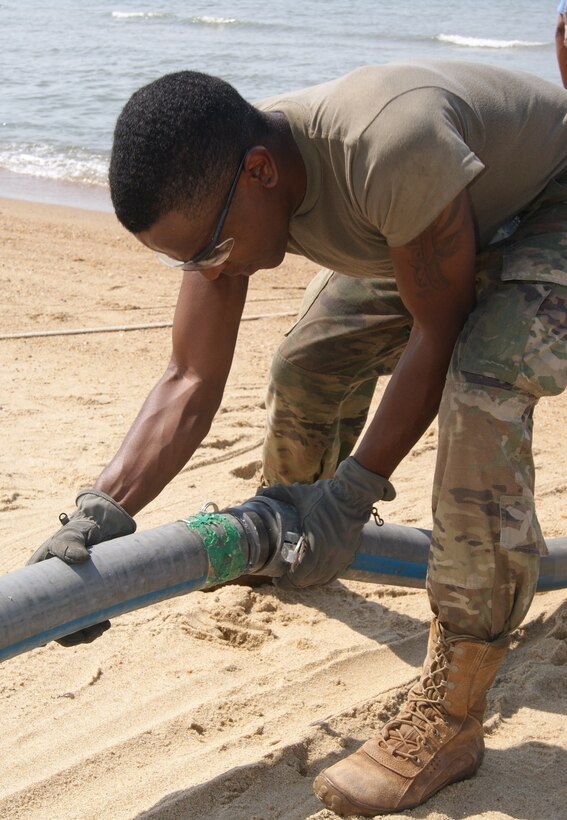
left=377, top=635, right=453, bottom=763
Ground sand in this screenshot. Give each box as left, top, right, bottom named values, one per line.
left=0, top=196, right=566, bottom=820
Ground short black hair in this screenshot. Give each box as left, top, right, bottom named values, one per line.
left=109, top=71, right=270, bottom=233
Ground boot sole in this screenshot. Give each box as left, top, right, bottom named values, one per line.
left=313, top=757, right=482, bottom=817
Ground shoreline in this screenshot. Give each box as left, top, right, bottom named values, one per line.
left=0, top=168, right=112, bottom=213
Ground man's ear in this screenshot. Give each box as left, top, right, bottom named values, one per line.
left=244, top=146, right=279, bottom=188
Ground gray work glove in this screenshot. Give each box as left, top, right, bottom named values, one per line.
left=260, top=457, right=395, bottom=589
left=28, top=489, right=136, bottom=645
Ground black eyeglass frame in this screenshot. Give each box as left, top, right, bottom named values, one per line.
left=156, top=151, right=247, bottom=272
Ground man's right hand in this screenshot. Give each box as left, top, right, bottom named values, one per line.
left=28, top=488, right=136, bottom=564
left=28, top=489, right=136, bottom=645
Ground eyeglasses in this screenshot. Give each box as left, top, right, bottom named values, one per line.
left=156, top=152, right=246, bottom=272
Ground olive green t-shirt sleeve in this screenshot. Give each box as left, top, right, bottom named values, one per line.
left=352, top=88, right=485, bottom=247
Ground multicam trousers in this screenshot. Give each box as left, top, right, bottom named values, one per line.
left=262, top=271, right=412, bottom=483
left=262, top=178, right=567, bottom=642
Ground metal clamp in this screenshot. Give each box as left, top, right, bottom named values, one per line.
left=200, top=500, right=220, bottom=514
left=280, top=532, right=306, bottom=570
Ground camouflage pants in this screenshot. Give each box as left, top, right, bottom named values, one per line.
left=429, top=191, right=567, bottom=641
left=263, top=180, right=567, bottom=641
left=262, top=270, right=411, bottom=483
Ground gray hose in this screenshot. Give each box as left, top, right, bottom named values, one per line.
left=349, top=523, right=567, bottom=592
left=0, top=498, right=298, bottom=663
left=1, top=498, right=566, bottom=663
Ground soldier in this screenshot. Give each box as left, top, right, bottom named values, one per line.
left=31, top=64, right=567, bottom=814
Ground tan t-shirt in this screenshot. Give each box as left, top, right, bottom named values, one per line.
left=259, top=61, right=567, bottom=278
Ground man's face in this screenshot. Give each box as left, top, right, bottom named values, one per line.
left=136, top=148, right=291, bottom=281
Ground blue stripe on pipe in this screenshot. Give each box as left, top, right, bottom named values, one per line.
left=350, top=553, right=427, bottom=580
left=534, top=575, right=567, bottom=591
left=353, top=553, right=567, bottom=591
left=0, top=574, right=207, bottom=663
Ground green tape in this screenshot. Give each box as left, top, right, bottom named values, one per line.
left=183, top=512, right=247, bottom=586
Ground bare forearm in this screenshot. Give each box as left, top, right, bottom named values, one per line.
left=354, top=328, right=451, bottom=478
left=95, top=369, right=222, bottom=515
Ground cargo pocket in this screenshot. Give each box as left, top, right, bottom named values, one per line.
left=500, top=175, right=567, bottom=288
left=499, top=495, right=547, bottom=556
left=284, top=268, right=334, bottom=337
left=456, top=281, right=552, bottom=386
left=501, top=234, right=567, bottom=288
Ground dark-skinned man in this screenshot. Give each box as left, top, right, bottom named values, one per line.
left=30, top=63, right=567, bottom=815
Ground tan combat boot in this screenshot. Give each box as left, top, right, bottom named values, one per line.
left=314, top=620, right=508, bottom=816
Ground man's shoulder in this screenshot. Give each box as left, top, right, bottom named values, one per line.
left=257, top=60, right=547, bottom=118
left=256, top=62, right=486, bottom=142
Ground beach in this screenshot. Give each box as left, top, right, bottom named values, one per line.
left=0, top=197, right=566, bottom=819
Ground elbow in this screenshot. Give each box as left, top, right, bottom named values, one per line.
left=410, top=313, right=469, bottom=358
left=163, top=360, right=225, bottom=417
left=412, top=300, right=474, bottom=349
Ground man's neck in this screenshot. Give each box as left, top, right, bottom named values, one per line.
left=266, top=111, right=307, bottom=216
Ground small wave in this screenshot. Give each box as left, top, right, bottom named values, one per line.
left=0, top=143, right=108, bottom=186
left=112, top=11, right=171, bottom=20
left=182, top=16, right=298, bottom=33
left=191, top=15, right=238, bottom=25
left=437, top=33, right=545, bottom=49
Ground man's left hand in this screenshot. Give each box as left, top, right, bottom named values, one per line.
left=260, top=457, right=395, bottom=589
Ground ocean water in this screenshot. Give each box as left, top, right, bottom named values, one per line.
left=0, top=0, right=562, bottom=209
